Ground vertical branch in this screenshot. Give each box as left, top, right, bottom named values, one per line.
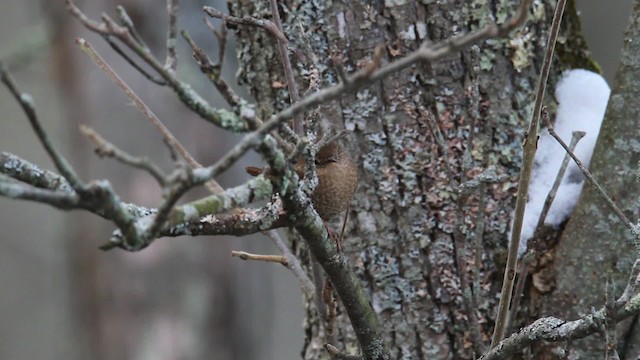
left=536, top=131, right=585, bottom=229
left=268, top=0, right=303, bottom=134
left=507, top=130, right=585, bottom=334
left=165, top=0, right=179, bottom=73
left=0, top=61, right=85, bottom=191
left=76, top=38, right=223, bottom=195
left=490, top=0, right=567, bottom=347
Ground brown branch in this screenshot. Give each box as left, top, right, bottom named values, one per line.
left=508, top=130, right=585, bottom=333
left=204, top=4, right=304, bottom=134
left=231, top=251, right=287, bottom=265
left=490, top=0, right=564, bottom=347
left=541, top=108, right=634, bottom=231
left=181, top=29, right=244, bottom=109
left=267, top=0, right=303, bottom=134
left=204, top=17, right=227, bottom=66
left=80, top=124, right=166, bottom=185
left=202, top=6, right=289, bottom=44
left=67, top=0, right=251, bottom=133
left=263, top=230, right=315, bottom=296
left=75, top=38, right=224, bottom=195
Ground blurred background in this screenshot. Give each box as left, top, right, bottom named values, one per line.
left=0, top=1, right=632, bottom=359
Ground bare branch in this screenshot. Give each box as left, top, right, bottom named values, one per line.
left=541, top=108, right=635, bottom=232
left=75, top=38, right=224, bottom=194
left=509, top=130, right=585, bottom=332
left=181, top=29, right=245, bottom=109
left=0, top=152, right=155, bottom=219
left=0, top=61, right=85, bottom=191
left=482, top=292, right=640, bottom=360
left=231, top=251, right=287, bottom=265
left=116, top=5, right=147, bottom=47
left=165, top=0, right=179, bottom=74
left=204, top=17, right=227, bottom=66
left=67, top=0, right=251, bottom=132
left=0, top=175, right=80, bottom=209
left=263, top=230, right=315, bottom=297
left=80, top=124, right=166, bottom=185
left=267, top=0, right=303, bottom=134
left=162, top=203, right=284, bottom=238
left=202, top=6, right=289, bottom=44
left=537, top=131, right=586, bottom=229
left=491, top=0, right=564, bottom=347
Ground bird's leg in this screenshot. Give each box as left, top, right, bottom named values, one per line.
left=324, top=206, right=350, bottom=252
left=324, top=222, right=342, bottom=252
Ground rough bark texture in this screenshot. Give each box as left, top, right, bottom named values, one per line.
left=536, top=2, right=640, bottom=359
left=229, top=0, right=596, bottom=358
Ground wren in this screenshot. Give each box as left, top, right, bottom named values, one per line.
left=246, top=141, right=358, bottom=222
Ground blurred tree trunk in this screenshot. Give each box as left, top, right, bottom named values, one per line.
left=37, top=1, right=276, bottom=359
left=229, top=0, right=610, bottom=358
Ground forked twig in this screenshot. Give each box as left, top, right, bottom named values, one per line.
left=541, top=108, right=634, bottom=230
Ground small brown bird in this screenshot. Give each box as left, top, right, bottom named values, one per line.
left=246, top=141, right=358, bottom=222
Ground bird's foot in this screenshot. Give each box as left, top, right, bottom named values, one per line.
left=324, top=222, right=342, bottom=252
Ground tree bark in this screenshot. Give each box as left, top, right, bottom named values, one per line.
left=229, top=0, right=602, bottom=358
left=536, top=1, right=640, bottom=359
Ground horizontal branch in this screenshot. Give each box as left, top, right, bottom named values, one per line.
left=0, top=152, right=154, bottom=219
left=481, top=292, right=640, bottom=360
left=0, top=175, right=80, bottom=209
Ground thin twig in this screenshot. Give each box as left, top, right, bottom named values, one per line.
left=231, top=251, right=287, bottom=265
left=75, top=38, right=223, bottom=194
left=604, top=276, right=620, bottom=360
left=263, top=230, right=315, bottom=296
left=0, top=61, right=85, bottom=191
left=508, top=130, right=585, bottom=333
left=102, top=36, right=166, bottom=85
left=80, top=124, right=166, bottom=185
left=202, top=6, right=289, bottom=44
left=615, top=259, right=640, bottom=308
left=180, top=30, right=295, bottom=152
left=181, top=30, right=243, bottom=108
left=204, top=17, right=227, bottom=66
left=482, top=291, right=640, bottom=360
left=165, top=0, right=179, bottom=74
left=542, top=109, right=634, bottom=230
left=490, top=0, right=565, bottom=347
left=116, top=5, right=147, bottom=48
left=204, top=4, right=304, bottom=134
left=68, top=0, right=251, bottom=133
left=322, top=279, right=337, bottom=345
left=139, top=168, right=197, bottom=245
left=537, top=131, right=586, bottom=228
left=267, top=0, right=303, bottom=134
left=0, top=152, right=155, bottom=219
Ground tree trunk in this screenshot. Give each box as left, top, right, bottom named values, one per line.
left=536, top=2, right=640, bottom=358
left=229, top=0, right=607, bottom=358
